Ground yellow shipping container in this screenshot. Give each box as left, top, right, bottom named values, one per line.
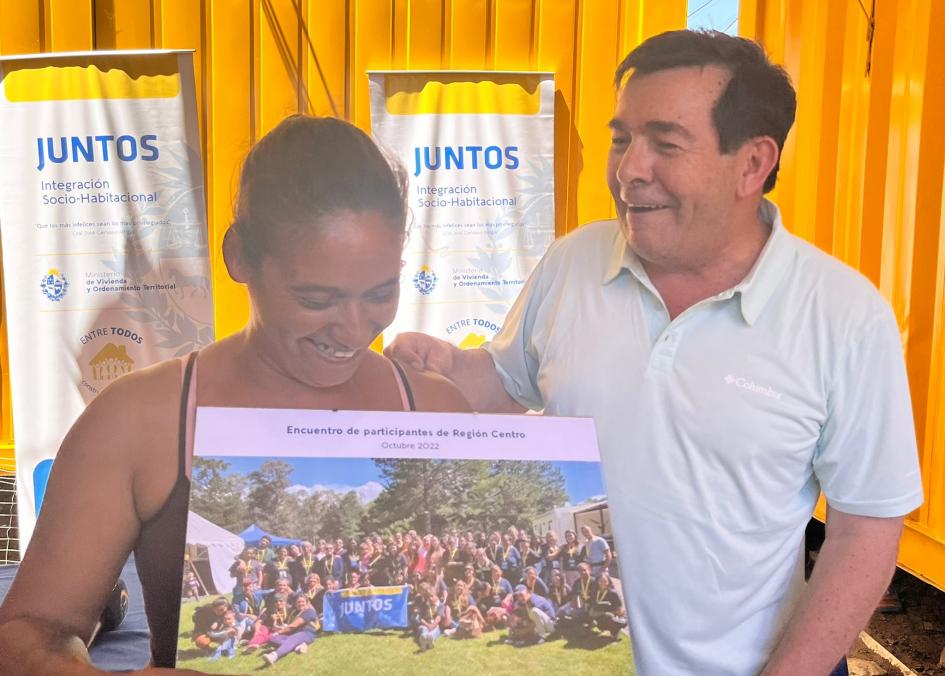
left=0, top=0, right=942, bottom=592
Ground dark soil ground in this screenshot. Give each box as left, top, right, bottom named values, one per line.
left=857, top=569, right=945, bottom=675
left=806, top=520, right=945, bottom=675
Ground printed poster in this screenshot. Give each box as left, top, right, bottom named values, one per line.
left=0, top=51, right=214, bottom=552
left=369, top=72, right=555, bottom=349
left=177, top=409, right=633, bottom=673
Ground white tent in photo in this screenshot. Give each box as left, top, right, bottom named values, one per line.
left=185, top=511, right=244, bottom=595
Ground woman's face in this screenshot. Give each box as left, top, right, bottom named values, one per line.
left=245, top=209, right=403, bottom=388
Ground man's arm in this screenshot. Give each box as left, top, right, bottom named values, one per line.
left=385, top=334, right=525, bottom=413
left=761, top=506, right=903, bottom=675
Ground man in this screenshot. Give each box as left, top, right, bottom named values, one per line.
left=263, top=546, right=296, bottom=590
left=192, top=597, right=230, bottom=653
left=461, top=564, right=485, bottom=597
left=508, top=585, right=557, bottom=646
left=319, top=542, right=345, bottom=583
left=389, top=30, right=923, bottom=675
left=579, top=525, right=612, bottom=577
left=232, top=577, right=266, bottom=641
left=558, top=562, right=596, bottom=634
left=291, top=541, right=319, bottom=586
left=256, top=536, right=275, bottom=564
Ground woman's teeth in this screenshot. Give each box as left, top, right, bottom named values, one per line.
left=313, top=342, right=356, bottom=359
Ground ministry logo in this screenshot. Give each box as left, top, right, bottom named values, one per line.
left=40, top=268, right=69, bottom=301
left=412, top=265, right=437, bottom=295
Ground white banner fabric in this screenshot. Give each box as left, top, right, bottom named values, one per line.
left=370, top=72, right=555, bottom=348
left=0, top=51, right=214, bottom=552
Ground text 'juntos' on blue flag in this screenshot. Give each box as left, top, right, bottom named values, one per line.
left=322, top=585, right=410, bottom=632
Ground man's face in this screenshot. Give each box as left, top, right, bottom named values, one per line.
left=607, top=65, right=742, bottom=271
left=581, top=527, right=593, bottom=541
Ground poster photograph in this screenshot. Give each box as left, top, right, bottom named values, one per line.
left=177, top=409, right=633, bottom=673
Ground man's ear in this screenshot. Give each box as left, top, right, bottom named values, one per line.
left=736, top=136, right=780, bottom=198
left=222, top=226, right=251, bottom=283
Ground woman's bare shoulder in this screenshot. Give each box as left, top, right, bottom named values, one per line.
left=81, top=356, right=184, bottom=426
left=396, top=361, right=472, bottom=412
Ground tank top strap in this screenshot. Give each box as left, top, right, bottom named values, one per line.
left=178, top=350, right=199, bottom=476
left=134, top=350, right=198, bottom=668
left=387, top=358, right=416, bottom=412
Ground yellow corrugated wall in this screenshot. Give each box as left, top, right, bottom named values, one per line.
left=0, top=1, right=942, bottom=591
left=742, top=0, right=945, bottom=591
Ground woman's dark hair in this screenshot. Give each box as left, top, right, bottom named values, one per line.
left=232, top=114, right=408, bottom=266
left=615, top=30, right=796, bottom=193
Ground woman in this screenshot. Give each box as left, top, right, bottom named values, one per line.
left=0, top=115, right=468, bottom=673
left=413, top=583, right=446, bottom=651
left=243, top=593, right=292, bottom=653
left=260, top=594, right=320, bottom=666
left=444, top=580, right=482, bottom=638
left=558, top=529, right=584, bottom=586
left=301, top=574, right=325, bottom=617
left=547, top=569, right=571, bottom=613
left=588, top=572, right=627, bottom=640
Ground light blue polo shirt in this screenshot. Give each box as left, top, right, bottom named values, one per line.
left=485, top=200, right=923, bottom=675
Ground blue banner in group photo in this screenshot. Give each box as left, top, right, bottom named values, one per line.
left=322, top=585, right=409, bottom=632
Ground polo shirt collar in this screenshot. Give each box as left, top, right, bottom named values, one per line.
left=732, top=199, right=796, bottom=325
left=600, top=199, right=796, bottom=325
left=602, top=224, right=634, bottom=285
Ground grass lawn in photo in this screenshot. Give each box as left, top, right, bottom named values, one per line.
left=177, top=598, right=635, bottom=675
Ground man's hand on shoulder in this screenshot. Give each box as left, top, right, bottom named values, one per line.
left=387, top=332, right=525, bottom=414
left=385, top=332, right=458, bottom=375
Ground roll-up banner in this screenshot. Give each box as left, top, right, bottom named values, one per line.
left=0, top=50, right=214, bottom=554
left=369, top=72, right=555, bottom=347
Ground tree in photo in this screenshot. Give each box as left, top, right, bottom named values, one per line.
left=366, top=459, right=489, bottom=534
left=190, top=458, right=248, bottom=532
left=466, top=461, right=569, bottom=531
left=246, top=460, right=296, bottom=535
left=318, top=490, right=365, bottom=541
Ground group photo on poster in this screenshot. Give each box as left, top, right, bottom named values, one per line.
left=176, top=409, right=632, bottom=673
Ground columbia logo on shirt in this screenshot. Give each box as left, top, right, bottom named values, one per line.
left=723, top=374, right=783, bottom=400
